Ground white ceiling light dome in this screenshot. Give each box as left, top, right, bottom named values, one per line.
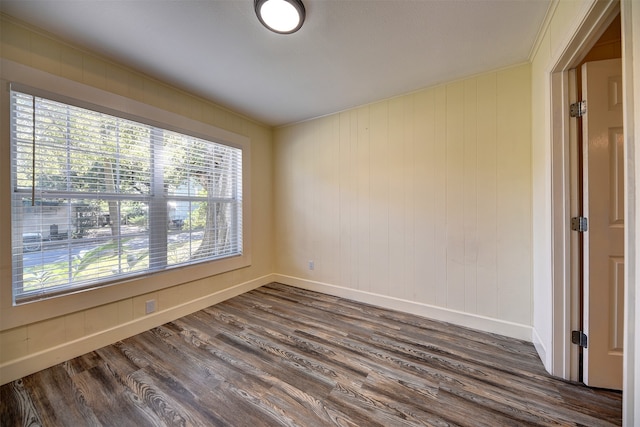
left=255, top=0, right=305, bottom=34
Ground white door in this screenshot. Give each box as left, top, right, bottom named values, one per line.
left=582, top=58, right=623, bottom=390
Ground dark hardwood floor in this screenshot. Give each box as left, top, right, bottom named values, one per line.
left=1, top=283, right=622, bottom=426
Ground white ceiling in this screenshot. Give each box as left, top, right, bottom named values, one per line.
left=1, top=0, right=551, bottom=127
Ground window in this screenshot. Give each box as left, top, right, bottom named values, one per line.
left=11, top=88, right=243, bottom=304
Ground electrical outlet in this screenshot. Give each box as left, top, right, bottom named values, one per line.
left=145, top=299, right=156, bottom=314
left=308, top=260, right=314, bottom=270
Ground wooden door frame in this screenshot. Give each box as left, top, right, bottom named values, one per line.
left=549, top=0, right=620, bottom=383
left=621, top=0, right=640, bottom=420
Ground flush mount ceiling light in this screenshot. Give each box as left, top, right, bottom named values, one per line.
left=255, top=0, right=305, bottom=34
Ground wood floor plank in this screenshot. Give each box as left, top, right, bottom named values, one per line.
left=168, top=318, right=337, bottom=426
left=21, top=365, right=101, bottom=426
left=0, top=379, right=42, bottom=427
left=367, top=331, right=564, bottom=405
left=1, top=283, right=622, bottom=426
left=70, top=363, right=164, bottom=426
left=212, top=317, right=367, bottom=390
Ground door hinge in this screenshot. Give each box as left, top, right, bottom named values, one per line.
left=570, top=100, right=587, bottom=118
left=571, top=216, right=588, bottom=232
left=572, top=330, right=588, bottom=348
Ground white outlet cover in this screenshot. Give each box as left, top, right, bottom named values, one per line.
left=145, top=299, right=156, bottom=314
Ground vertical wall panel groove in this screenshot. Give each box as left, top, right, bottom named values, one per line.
left=414, top=89, right=436, bottom=304
left=357, top=107, right=371, bottom=293
left=446, top=82, right=465, bottom=311
left=434, top=86, right=448, bottom=307
left=476, top=73, right=499, bottom=319
left=463, top=79, right=479, bottom=314
left=404, top=96, right=416, bottom=301
left=388, top=98, right=406, bottom=299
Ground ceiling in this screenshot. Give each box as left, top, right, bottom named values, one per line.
left=0, top=0, right=551, bottom=127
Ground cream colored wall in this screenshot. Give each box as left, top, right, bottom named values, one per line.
left=274, top=64, right=532, bottom=338
left=0, top=16, right=274, bottom=384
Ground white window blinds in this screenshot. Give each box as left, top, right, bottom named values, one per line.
left=10, top=88, right=242, bottom=303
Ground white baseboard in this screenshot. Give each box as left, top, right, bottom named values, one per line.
left=0, top=274, right=274, bottom=385
left=531, top=327, right=549, bottom=372
left=2, top=273, right=535, bottom=385
left=273, top=274, right=533, bottom=342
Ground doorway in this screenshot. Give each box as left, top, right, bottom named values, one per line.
left=548, top=1, right=622, bottom=387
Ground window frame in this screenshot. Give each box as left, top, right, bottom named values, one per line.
left=0, top=60, right=252, bottom=329
left=10, top=89, right=244, bottom=303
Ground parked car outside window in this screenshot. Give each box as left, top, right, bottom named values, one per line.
left=22, top=232, right=42, bottom=252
